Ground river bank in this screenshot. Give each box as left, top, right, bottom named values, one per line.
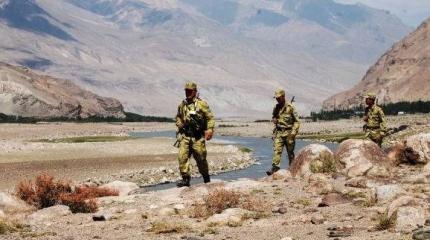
left=0, top=123, right=253, bottom=191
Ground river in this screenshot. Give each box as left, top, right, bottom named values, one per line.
left=130, top=131, right=338, bottom=191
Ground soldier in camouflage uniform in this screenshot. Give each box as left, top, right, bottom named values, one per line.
left=175, top=82, right=215, bottom=187
left=267, top=88, right=300, bottom=175
left=363, top=92, right=387, bottom=147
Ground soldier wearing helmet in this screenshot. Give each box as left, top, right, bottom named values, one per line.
left=175, top=82, right=215, bottom=187
left=267, top=88, right=300, bottom=175
left=363, top=92, right=387, bottom=147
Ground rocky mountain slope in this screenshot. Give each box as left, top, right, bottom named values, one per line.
left=0, top=62, right=125, bottom=119
left=323, top=18, right=430, bottom=110
left=0, top=0, right=411, bottom=117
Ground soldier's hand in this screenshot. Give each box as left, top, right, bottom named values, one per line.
left=272, top=118, right=278, bottom=124
left=205, top=130, right=213, bottom=141
left=177, top=122, right=184, bottom=129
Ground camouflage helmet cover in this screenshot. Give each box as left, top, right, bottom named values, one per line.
left=184, top=82, right=197, bottom=90
left=365, top=92, right=376, bottom=100
left=274, top=88, right=285, bottom=98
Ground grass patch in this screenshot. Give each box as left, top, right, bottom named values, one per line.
left=295, top=198, right=312, bottom=207
left=298, top=132, right=365, bottom=143
left=239, top=146, right=253, bottom=153
left=147, top=221, right=190, bottom=234
left=34, top=136, right=133, bottom=143
left=375, top=213, right=396, bottom=231
left=309, top=151, right=336, bottom=174
left=16, top=174, right=118, bottom=213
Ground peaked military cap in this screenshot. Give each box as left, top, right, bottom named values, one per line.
left=274, top=88, right=285, bottom=98
left=184, top=82, right=197, bottom=90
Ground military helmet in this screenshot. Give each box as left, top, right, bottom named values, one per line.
left=184, top=81, right=197, bottom=90
left=365, top=92, right=376, bottom=100
left=274, top=88, right=285, bottom=98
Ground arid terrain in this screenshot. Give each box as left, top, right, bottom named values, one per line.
left=0, top=115, right=429, bottom=240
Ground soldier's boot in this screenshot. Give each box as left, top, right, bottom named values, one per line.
left=288, top=152, right=295, bottom=166
left=202, top=174, right=211, bottom=183
left=266, top=166, right=280, bottom=176
left=177, top=175, right=191, bottom=187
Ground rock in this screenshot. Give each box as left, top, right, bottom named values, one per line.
left=406, top=133, right=430, bottom=163
left=413, top=228, right=430, bottom=240
left=101, top=181, right=139, bottom=196
left=290, top=144, right=335, bottom=178
left=335, top=139, right=391, bottom=178
left=0, top=209, right=4, bottom=218
left=345, top=177, right=367, bottom=188
left=387, top=196, right=423, bottom=218
left=92, top=210, right=113, bottom=221
left=396, top=206, right=426, bottom=233
left=424, top=163, right=430, bottom=173
left=305, top=174, right=333, bottom=195
left=206, top=208, right=251, bottom=227
left=272, top=169, right=292, bottom=180
left=158, top=207, right=177, bottom=216
left=318, top=193, right=350, bottom=207
left=27, top=205, right=72, bottom=225
left=311, top=213, right=325, bottom=224
left=281, top=237, right=293, bottom=240
left=376, top=185, right=405, bottom=203
left=0, top=192, right=31, bottom=213
left=367, top=165, right=390, bottom=178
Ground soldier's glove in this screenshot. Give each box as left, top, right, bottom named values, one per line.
left=205, top=130, right=213, bottom=141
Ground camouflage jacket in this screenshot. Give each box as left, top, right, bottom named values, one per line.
left=272, top=102, right=300, bottom=133
left=176, top=97, right=215, bottom=134
left=364, top=105, right=387, bottom=132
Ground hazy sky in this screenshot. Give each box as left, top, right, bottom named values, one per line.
left=334, top=0, right=430, bottom=27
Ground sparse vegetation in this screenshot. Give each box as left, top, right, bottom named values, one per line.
left=310, top=151, right=337, bottom=174
left=34, top=136, right=133, bottom=143
left=375, top=213, right=396, bottom=231
left=295, top=198, right=312, bottom=207
left=189, top=188, right=271, bottom=219
left=239, top=146, right=253, bottom=153
left=298, top=132, right=365, bottom=143
left=16, top=174, right=118, bottom=213
left=147, top=221, right=190, bottom=234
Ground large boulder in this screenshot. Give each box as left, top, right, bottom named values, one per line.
left=205, top=208, right=252, bottom=227
left=406, top=133, right=430, bottom=164
left=396, top=206, right=426, bottom=233
left=101, top=181, right=139, bottom=196
left=290, top=144, right=335, bottom=178
left=27, top=205, right=72, bottom=226
left=335, top=139, right=392, bottom=178
left=305, top=173, right=333, bottom=195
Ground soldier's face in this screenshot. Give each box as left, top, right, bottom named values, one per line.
left=365, top=98, right=374, bottom=106
left=185, top=89, right=196, bottom=99
left=276, top=96, right=285, bottom=104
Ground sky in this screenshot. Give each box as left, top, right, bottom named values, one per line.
left=334, top=0, right=430, bottom=27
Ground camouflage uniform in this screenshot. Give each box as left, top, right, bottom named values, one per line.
left=176, top=82, right=215, bottom=184
left=272, top=89, right=300, bottom=168
left=364, top=93, right=387, bottom=147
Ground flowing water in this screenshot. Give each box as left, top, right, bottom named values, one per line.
left=130, top=131, right=338, bottom=191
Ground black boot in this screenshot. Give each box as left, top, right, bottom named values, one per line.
left=202, top=174, right=211, bottom=183
left=266, top=166, right=280, bottom=176
left=177, top=175, right=190, bottom=187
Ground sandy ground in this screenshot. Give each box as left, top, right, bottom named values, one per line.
left=0, top=122, right=252, bottom=191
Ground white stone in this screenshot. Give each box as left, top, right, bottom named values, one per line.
left=206, top=208, right=251, bottom=226
left=376, top=185, right=405, bottom=203
left=27, top=205, right=71, bottom=226
left=101, top=181, right=139, bottom=196
left=396, top=207, right=426, bottom=233
left=406, top=133, right=430, bottom=163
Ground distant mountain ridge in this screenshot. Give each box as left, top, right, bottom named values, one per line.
left=0, top=0, right=411, bottom=117
left=0, top=62, right=125, bottom=119
left=323, top=18, right=430, bottom=110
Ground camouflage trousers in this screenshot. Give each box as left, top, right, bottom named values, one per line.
left=177, top=135, right=209, bottom=177
left=365, top=129, right=385, bottom=147
left=272, top=130, right=296, bottom=168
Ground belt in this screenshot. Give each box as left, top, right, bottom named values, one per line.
left=276, top=126, right=292, bottom=131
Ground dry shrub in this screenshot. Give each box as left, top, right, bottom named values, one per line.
left=375, top=212, right=396, bottom=231
left=16, top=174, right=71, bottom=209
left=189, top=188, right=271, bottom=218
left=16, top=174, right=118, bottom=213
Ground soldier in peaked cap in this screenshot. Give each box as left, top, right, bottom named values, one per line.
left=175, top=82, right=215, bottom=187
left=267, top=88, right=300, bottom=175
left=363, top=92, right=387, bottom=147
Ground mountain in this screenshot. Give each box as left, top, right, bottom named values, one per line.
left=0, top=62, right=125, bottom=119
left=323, top=18, right=430, bottom=110
left=0, top=0, right=411, bottom=117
